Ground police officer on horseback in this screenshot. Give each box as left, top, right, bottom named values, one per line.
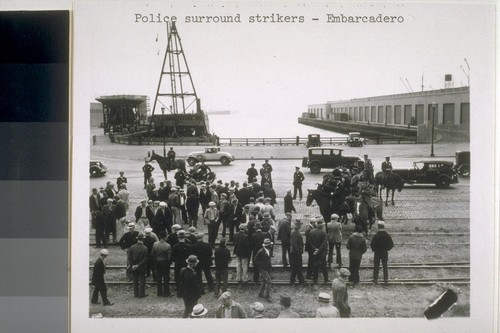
left=167, top=147, right=176, bottom=170
left=381, top=156, right=393, bottom=183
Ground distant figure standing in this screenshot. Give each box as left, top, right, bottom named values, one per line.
left=128, top=233, right=149, bottom=298
left=91, top=249, right=113, bottom=306
left=151, top=231, right=172, bottom=297
left=326, top=214, right=343, bottom=268
left=315, top=292, right=340, bottom=318
left=309, top=219, right=329, bottom=284
left=277, top=213, right=292, bottom=267
left=167, top=147, right=176, bottom=170
left=214, top=238, right=231, bottom=297
left=246, top=163, right=258, bottom=183
left=116, top=171, right=127, bottom=189
left=260, top=160, right=273, bottom=188
left=142, top=160, right=155, bottom=189
left=253, top=238, right=274, bottom=302
left=284, top=189, right=296, bottom=214
left=289, top=219, right=305, bottom=286
left=370, top=221, right=394, bottom=284
left=331, top=268, right=351, bottom=318
left=233, top=224, right=251, bottom=284
left=346, top=224, right=367, bottom=285
left=292, top=166, right=305, bottom=200
left=179, top=255, right=202, bottom=318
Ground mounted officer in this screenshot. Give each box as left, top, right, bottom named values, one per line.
left=381, top=156, right=393, bottom=183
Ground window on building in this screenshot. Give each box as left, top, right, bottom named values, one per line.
left=443, top=103, right=455, bottom=124
left=415, top=104, right=424, bottom=125
left=370, top=106, right=376, bottom=122
left=378, top=106, right=384, bottom=123
left=354, top=107, right=358, bottom=121
left=394, top=105, right=402, bottom=124
left=385, top=105, right=392, bottom=124
left=404, top=105, right=412, bottom=125
left=460, top=103, right=470, bottom=124
left=364, top=107, right=369, bottom=122
left=428, top=104, right=438, bottom=124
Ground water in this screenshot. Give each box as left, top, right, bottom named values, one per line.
left=207, top=113, right=344, bottom=138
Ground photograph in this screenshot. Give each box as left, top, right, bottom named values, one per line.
left=71, top=1, right=496, bottom=332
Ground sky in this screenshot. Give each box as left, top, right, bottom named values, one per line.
left=73, top=2, right=494, bottom=137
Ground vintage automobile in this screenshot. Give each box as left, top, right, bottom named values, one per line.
left=454, top=151, right=470, bottom=177
left=347, top=132, right=366, bottom=147
left=306, top=134, right=322, bottom=148
left=392, top=161, right=459, bottom=189
left=186, top=147, right=235, bottom=166
left=89, top=160, right=108, bottom=177
left=301, top=147, right=362, bottom=173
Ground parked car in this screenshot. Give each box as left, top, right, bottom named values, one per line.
left=347, top=132, right=366, bottom=147
left=306, top=134, right=321, bottom=148
left=89, top=161, right=108, bottom=177
left=392, top=161, right=459, bottom=188
left=301, top=147, right=361, bottom=173
left=187, top=147, right=235, bottom=166
left=454, top=151, right=470, bottom=177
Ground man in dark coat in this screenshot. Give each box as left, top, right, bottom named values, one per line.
left=94, top=211, right=106, bottom=248
left=153, top=202, right=172, bottom=235
left=102, top=198, right=117, bottom=243
left=89, top=188, right=102, bottom=229
left=174, top=168, right=187, bottom=189
left=214, top=238, right=231, bottom=297
left=179, top=255, right=202, bottom=318
left=142, top=160, right=154, bottom=189
left=234, top=224, right=252, bottom=284
left=116, top=171, right=127, bottom=189
left=134, top=199, right=150, bottom=231
left=229, top=198, right=244, bottom=242
left=143, top=228, right=157, bottom=281
left=251, top=223, right=267, bottom=283
left=292, top=166, right=305, bottom=200
left=246, top=163, right=258, bottom=183
left=309, top=219, right=329, bottom=284
left=218, top=193, right=231, bottom=239
left=304, top=219, right=317, bottom=279
left=186, top=192, right=200, bottom=228
left=172, top=230, right=192, bottom=297
left=151, top=231, right=172, bottom=297
left=157, top=182, right=169, bottom=202
left=167, top=147, right=176, bottom=170
left=290, top=220, right=305, bottom=285
left=277, top=213, right=292, bottom=267
left=198, top=184, right=211, bottom=217
left=283, top=190, right=296, bottom=214
left=128, top=233, right=149, bottom=297
left=346, top=224, right=367, bottom=284
left=191, top=233, right=214, bottom=294
left=91, top=249, right=113, bottom=305
left=370, top=221, right=394, bottom=284
left=253, top=238, right=273, bottom=301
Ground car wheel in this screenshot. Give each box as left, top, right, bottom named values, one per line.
left=310, top=162, right=321, bottom=173
left=457, top=164, right=470, bottom=177
left=90, top=168, right=100, bottom=177
left=187, top=157, right=197, bottom=166
left=436, top=176, right=451, bottom=189
left=220, top=156, right=230, bottom=165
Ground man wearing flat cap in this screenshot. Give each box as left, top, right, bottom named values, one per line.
left=250, top=302, right=265, bottom=319
left=128, top=233, right=149, bottom=298
left=277, top=295, right=300, bottom=318
left=204, top=201, right=220, bottom=248
left=151, top=231, right=172, bottom=297
left=246, top=163, right=258, bottom=184
left=370, top=221, right=393, bottom=284
left=346, top=224, right=367, bottom=285
left=91, top=249, right=113, bottom=306
left=179, top=255, right=201, bottom=318
left=215, top=292, right=247, bottom=318
left=332, top=268, right=351, bottom=318
left=253, top=238, right=274, bottom=301
left=233, top=224, right=251, bottom=284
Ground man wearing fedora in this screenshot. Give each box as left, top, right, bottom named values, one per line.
left=190, top=304, right=208, bottom=318
left=128, top=233, right=149, bottom=298
left=191, top=233, right=214, bottom=294
left=370, top=221, right=394, bottom=284
left=346, top=224, right=367, bottom=285
left=332, top=268, right=351, bottom=318
left=309, top=219, right=329, bottom=284
left=289, top=219, right=305, bottom=286
left=172, top=230, right=192, bottom=297
left=315, top=292, right=340, bottom=318
left=91, top=249, right=113, bottom=306
left=179, top=255, right=201, bottom=318
left=253, top=238, right=274, bottom=301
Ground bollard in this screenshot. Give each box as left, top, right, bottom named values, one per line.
left=296, top=136, right=299, bottom=146
left=92, top=135, right=96, bottom=145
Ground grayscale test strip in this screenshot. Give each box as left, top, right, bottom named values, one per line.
left=0, top=11, right=69, bottom=333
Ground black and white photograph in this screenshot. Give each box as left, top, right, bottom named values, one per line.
left=72, top=1, right=496, bottom=332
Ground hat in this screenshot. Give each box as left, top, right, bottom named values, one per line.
left=378, top=221, right=385, bottom=228
left=255, top=222, right=262, bottom=229
left=107, top=198, right=113, bottom=203
left=159, top=202, right=167, bottom=207
left=285, top=212, right=292, bottom=217
left=385, top=156, right=390, bottom=159
left=331, top=214, right=339, bottom=220
left=172, top=224, right=181, bottom=230
left=196, top=233, right=204, bottom=239
left=140, top=199, right=147, bottom=203
left=179, top=189, right=184, bottom=192
left=127, top=222, right=135, bottom=228
left=316, top=219, right=325, bottom=226
left=295, top=166, right=300, bottom=169
left=177, top=230, right=186, bottom=238
left=251, top=163, right=255, bottom=166
left=99, top=249, right=109, bottom=256
left=220, top=193, right=227, bottom=198
left=154, top=200, right=160, bottom=204
left=251, top=302, right=264, bottom=312
left=238, top=224, right=247, bottom=230
left=262, top=238, right=273, bottom=247
left=191, top=304, right=208, bottom=317
left=364, top=154, right=369, bottom=158
left=339, top=268, right=351, bottom=277
left=318, top=292, right=330, bottom=303
left=294, top=219, right=303, bottom=226
left=188, top=227, right=197, bottom=232
left=218, top=291, right=231, bottom=301
left=136, top=233, right=145, bottom=241
left=244, top=204, right=250, bottom=209
left=144, top=227, right=152, bottom=234
left=209, top=201, right=216, bottom=207
left=186, top=255, right=199, bottom=264
left=263, top=213, right=270, bottom=218
left=148, top=200, right=153, bottom=203
left=200, top=184, right=206, bottom=188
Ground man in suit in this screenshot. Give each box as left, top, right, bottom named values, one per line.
left=179, top=255, right=202, bottom=318
left=116, top=171, right=127, bottom=189
left=228, top=198, right=243, bottom=243
left=153, top=202, right=172, bottom=235
left=251, top=222, right=267, bottom=283
left=246, top=163, right=258, bottom=183
left=292, top=166, right=305, bottom=200
left=186, top=192, right=200, bottom=228
left=134, top=199, right=150, bottom=232
left=128, top=233, right=149, bottom=298
left=253, top=238, right=274, bottom=301
left=309, top=219, right=329, bottom=284
left=102, top=198, right=117, bottom=244
left=191, top=233, right=214, bottom=294
left=236, top=182, right=252, bottom=206
left=172, top=230, right=192, bottom=297
left=283, top=190, right=296, bottom=214
left=89, top=188, right=102, bottom=229
left=151, top=231, right=172, bottom=297
left=233, top=224, right=252, bottom=284
left=91, top=249, right=113, bottom=306
left=289, top=220, right=305, bottom=286
left=104, top=182, right=117, bottom=200
left=198, top=184, right=211, bottom=217
left=277, top=213, right=292, bottom=267
left=142, top=160, right=154, bottom=189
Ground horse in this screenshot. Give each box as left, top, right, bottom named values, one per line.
left=147, top=151, right=187, bottom=179
left=374, top=171, right=404, bottom=206
left=306, top=188, right=351, bottom=223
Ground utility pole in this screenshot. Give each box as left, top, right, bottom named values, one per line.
left=430, top=102, right=436, bottom=157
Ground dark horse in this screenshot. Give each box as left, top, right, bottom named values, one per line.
left=306, top=188, right=351, bottom=223
left=374, top=171, right=404, bottom=206
left=147, top=151, right=187, bottom=179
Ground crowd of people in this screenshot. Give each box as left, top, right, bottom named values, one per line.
left=90, top=154, right=394, bottom=318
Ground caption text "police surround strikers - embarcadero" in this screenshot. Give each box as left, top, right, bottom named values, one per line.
left=134, top=13, right=405, bottom=24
